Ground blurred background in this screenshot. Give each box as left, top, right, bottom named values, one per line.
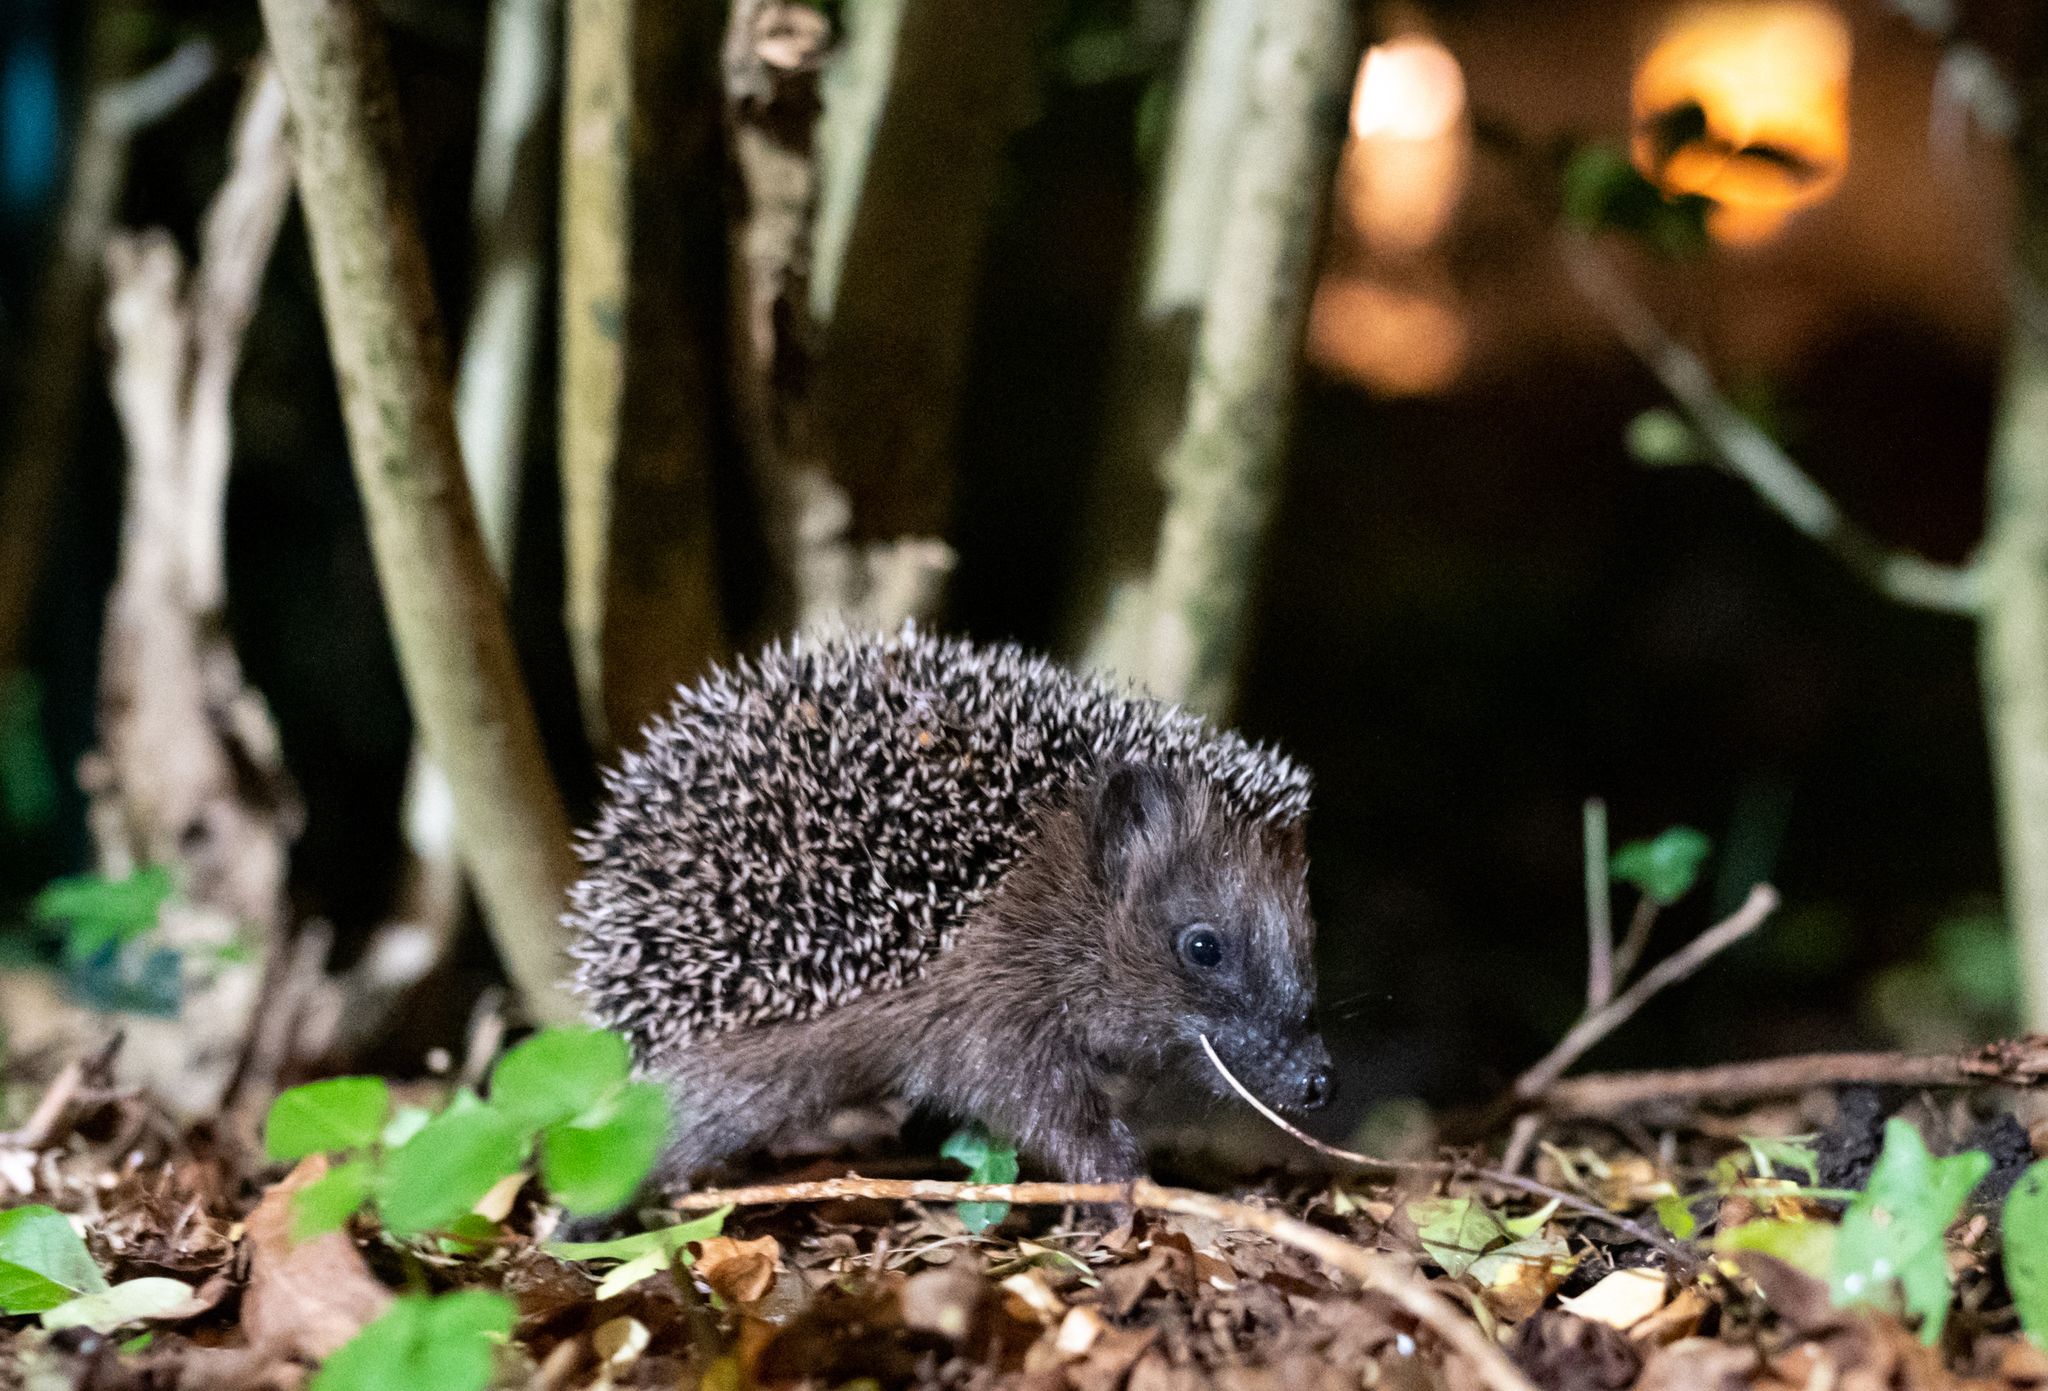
left=0, top=0, right=2033, bottom=1136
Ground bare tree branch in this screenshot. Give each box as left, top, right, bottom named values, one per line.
left=259, top=0, right=580, bottom=1024
left=1558, top=232, right=1980, bottom=617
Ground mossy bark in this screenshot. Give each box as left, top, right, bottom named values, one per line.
left=259, top=0, right=580, bottom=1024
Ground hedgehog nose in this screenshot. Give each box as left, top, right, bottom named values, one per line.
left=1300, top=1066, right=1333, bottom=1110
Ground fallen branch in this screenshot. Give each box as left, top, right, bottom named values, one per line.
left=1513, top=885, right=1780, bottom=1101
left=1557, top=232, right=1978, bottom=617
left=1196, top=1037, right=1694, bottom=1269
left=670, top=1177, right=1538, bottom=1391
left=1539, top=1034, right=2048, bottom=1117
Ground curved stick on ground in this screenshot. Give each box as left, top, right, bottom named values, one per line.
left=1197, top=1037, right=1694, bottom=1269
left=668, top=1176, right=1538, bottom=1391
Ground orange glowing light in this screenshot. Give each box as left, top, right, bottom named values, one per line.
left=1344, top=35, right=1470, bottom=258
left=1307, top=278, right=1466, bottom=398
left=1632, top=2, right=1851, bottom=244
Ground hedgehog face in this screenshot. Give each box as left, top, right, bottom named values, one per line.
left=1083, top=763, right=1334, bottom=1114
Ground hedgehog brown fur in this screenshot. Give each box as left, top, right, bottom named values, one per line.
left=567, top=624, right=1332, bottom=1184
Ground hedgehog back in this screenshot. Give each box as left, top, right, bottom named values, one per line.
left=567, top=627, right=1312, bottom=1056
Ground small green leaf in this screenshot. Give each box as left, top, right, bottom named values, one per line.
left=32, top=866, right=174, bottom=966
left=2004, top=1160, right=2048, bottom=1349
left=544, top=1205, right=731, bottom=1263
left=1717, top=1217, right=1835, bottom=1279
left=1625, top=409, right=1703, bottom=468
left=1406, top=1196, right=1511, bottom=1279
left=540, top=1080, right=668, bottom=1216
left=1742, top=1135, right=1821, bottom=1185
left=1611, top=827, right=1712, bottom=904
left=1558, top=141, right=1712, bottom=257
left=266, top=1077, right=391, bottom=1162
left=1830, top=1118, right=1990, bottom=1344
left=1654, top=1193, right=1697, bottom=1241
left=0, top=1205, right=108, bottom=1314
left=382, top=1104, right=433, bottom=1150
left=376, top=1105, right=528, bottom=1239
left=942, top=1126, right=1018, bottom=1233
left=490, top=1027, right=632, bottom=1132
left=290, top=1160, right=374, bottom=1243
left=310, top=1290, right=514, bottom=1391
left=40, top=1277, right=194, bottom=1332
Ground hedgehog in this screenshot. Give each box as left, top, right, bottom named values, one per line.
left=566, top=624, right=1333, bottom=1184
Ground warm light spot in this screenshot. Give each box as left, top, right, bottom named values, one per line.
left=1632, top=2, right=1851, bottom=244
left=1307, top=278, right=1467, bottom=398
left=1343, top=35, right=1470, bottom=259
left=1352, top=35, right=1467, bottom=143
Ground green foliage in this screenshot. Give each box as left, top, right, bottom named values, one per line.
left=1653, top=1192, right=1697, bottom=1241
left=41, top=1277, right=195, bottom=1333
left=1830, top=1118, right=1989, bottom=1344
left=2005, top=1161, right=2048, bottom=1349
left=31, top=866, right=173, bottom=967
left=1741, top=1135, right=1820, bottom=1186
left=0, top=671, right=57, bottom=833
left=1405, top=1196, right=1557, bottom=1280
left=942, top=1126, right=1019, bottom=1233
left=263, top=1026, right=671, bottom=1244
left=544, top=1205, right=731, bottom=1263
left=0, top=1205, right=107, bottom=1314
left=1868, top=906, right=2021, bottom=1050
left=1625, top=409, right=1703, bottom=468
left=1559, top=142, right=1712, bottom=258
left=377, top=1104, right=529, bottom=1239
left=1717, top=1216, right=1835, bottom=1278
left=266, top=1077, right=391, bottom=1162
left=310, top=1290, right=514, bottom=1391
left=1611, top=827, right=1711, bottom=904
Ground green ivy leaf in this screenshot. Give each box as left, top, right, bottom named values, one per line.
left=541, top=1081, right=668, bottom=1216
left=1405, top=1196, right=1512, bottom=1279
left=1830, top=1118, right=1990, bottom=1344
left=310, top=1290, right=514, bottom=1391
left=942, top=1126, right=1019, bottom=1233
left=290, top=1160, right=374, bottom=1243
left=265, top=1077, right=391, bottom=1162
left=0, top=1205, right=107, bottom=1314
left=377, top=1104, right=528, bottom=1239
left=1653, top=1193, right=1697, bottom=1241
left=1611, top=827, right=1712, bottom=904
left=490, top=1027, right=632, bottom=1132
left=1716, top=1216, right=1835, bottom=1279
left=32, top=866, right=174, bottom=967
left=544, top=1205, right=731, bottom=1263
left=40, top=1277, right=194, bottom=1332
left=2004, top=1160, right=2048, bottom=1349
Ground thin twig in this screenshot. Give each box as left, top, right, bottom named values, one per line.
left=1584, top=798, right=1614, bottom=1008
left=1195, top=1037, right=1694, bottom=1268
left=1558, top=232, right=1978, bottom=617
left=93, top=38, right=219, bottom=134
left=1610, top=895, right=1661, bottom=991
left=1539, top=1033, right=2048, bottom=1117
left=1513, top=885, right=1780, bottom=1101
left=669, top=1176, right=1538, bottom=1391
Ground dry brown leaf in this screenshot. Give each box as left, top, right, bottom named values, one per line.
left=697, top=1233, right=780, bottom=1304
left=1629, top=1284, right=1712, bottom=1346
left=241, top=1154, right=393, bottom=1361
left=900, top=1265, right=992, bottom=1344
left=1633, top=1336, right=1765, bottom=1391
left=1507, top=1311, right=1642, bottom=1391
left=1559, top=1267, right=1668, bottom=1330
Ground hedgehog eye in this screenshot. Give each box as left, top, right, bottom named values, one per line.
left=1177, top=924, right=1223, bottom=970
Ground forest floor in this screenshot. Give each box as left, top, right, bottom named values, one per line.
left=3, top=1034, right=2048, bottom=1391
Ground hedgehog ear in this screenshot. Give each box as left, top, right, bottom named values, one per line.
left=1088, top=763, right=1175, bottom=889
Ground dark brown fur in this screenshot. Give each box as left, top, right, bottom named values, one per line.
left=645, top=763, right=1332, bottom=1184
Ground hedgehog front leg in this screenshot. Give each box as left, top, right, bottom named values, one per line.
left=649, top=1013, right=893, bottom=1187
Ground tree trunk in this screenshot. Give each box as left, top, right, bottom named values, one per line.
left=560, top=0, right=729, bottom=750
left=1983, top=40, right=2048, bottom=1028
left=259, top=0, right=581, bottom=1024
